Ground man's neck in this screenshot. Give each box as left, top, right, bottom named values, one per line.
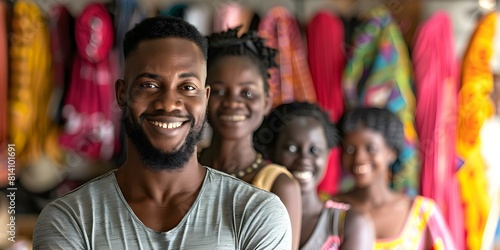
left=116, top=146, right=206, bottom=205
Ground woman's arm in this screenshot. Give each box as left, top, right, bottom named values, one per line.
left=341, top=209, right=375, bottom=250
left=271, top=174, right=302, bottom=250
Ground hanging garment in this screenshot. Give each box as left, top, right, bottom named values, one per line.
left=184, top=2, right=213, bottom=36
left=213, top=1, right=254, bottom=36
left=8, top=0, right=63, bottom=170
left=412, top=12, right=465, bottom=250
left=306, top=11, right=345, bottom=196
left=457, top=11, right=498, bottom=250
left=481, top=116, right=500, bottom=250
left=342, top=6, right=419, bottom=196
left=159, top=3, right=188, bottom=18
left=115, top=0, right=144, bottom=77
left=0, top=0, right=7, bottom=148
left=258, top=6, right=317, bottom=108
left=49, top=5, right=74, bottom=124
left=59, top=3, right=116, bottom=161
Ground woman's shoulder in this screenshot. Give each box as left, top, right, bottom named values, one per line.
left=254, top=163, right=297, bottom=191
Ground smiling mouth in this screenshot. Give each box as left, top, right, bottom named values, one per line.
left=148, top=120, right=183, bottom=129
left=219, top=115, right=247, bottom=122
left=353, top=164, right=371, bottom=175
left=292, top=171, right=313, bottom=182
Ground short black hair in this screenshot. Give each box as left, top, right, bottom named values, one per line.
left=123, top=16, right=208, bottom=60
left=207, top=27, right=277, bottom=95
left=254, top=102, right=338, bottom=158
left=338, top=107, right=404, bottom=174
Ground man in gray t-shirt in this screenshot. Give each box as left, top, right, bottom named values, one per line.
left=33, top=16, right=291, bottom=250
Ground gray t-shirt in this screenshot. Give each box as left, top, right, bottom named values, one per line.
left=33, top=167, right=292, bottom=250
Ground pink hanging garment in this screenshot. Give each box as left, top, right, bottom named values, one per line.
left=258, top=6, right=317, bottom=107
left=213, top=2, right=253, bottom=36
left=307, top=11, right=346, bottom=196
left=412, top=12, right=465, bottom=249
left=59, top=3, right=116, bottom=161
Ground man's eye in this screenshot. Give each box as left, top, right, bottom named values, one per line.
left=141, top=83, right=158, bottom=89
left=182, top=85, right=196, bottom=91
left=242, top=91, right=253, bottom=98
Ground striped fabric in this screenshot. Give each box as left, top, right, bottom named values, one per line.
left=258, top=6, right=317, bottom=108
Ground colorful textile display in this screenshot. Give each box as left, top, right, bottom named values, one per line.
left=306, top=11, right=345, bottom=196
left=412, top=12, right=465, bottom=249
left=59, top=3, right=116, bottom=161
left=8, top=0, right=63, bottom=169
left=342, top=6, right=419, bottom=196
left=457, top=11, right=498, bottom=250
left=258, top=6, right=317, bottom=108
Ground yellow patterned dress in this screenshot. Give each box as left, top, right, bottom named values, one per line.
left=375, top=196, right=456, bottom=250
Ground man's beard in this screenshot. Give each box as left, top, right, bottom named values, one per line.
left=121, top=111, right=206, bottom=172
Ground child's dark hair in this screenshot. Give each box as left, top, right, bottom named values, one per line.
left=254, top=102, right=338, bottom=158
left=207, top=27, right=277, bottom=95
left=123, top=16, right=208, bottom=60
left=338, top=107, right=404, bottom=173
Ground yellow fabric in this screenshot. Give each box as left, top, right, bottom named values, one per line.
left=8, top=1, right=63, bottom=170
left=457, top=12, right=497, bottom=250
left=252, top=164, right=294, bottom=192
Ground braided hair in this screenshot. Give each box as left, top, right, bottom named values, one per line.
left=337, top=107, right=404, bottom=175
left=207, top=27, right=277, bottom=94
left=254, top=102, right=338, bottom=159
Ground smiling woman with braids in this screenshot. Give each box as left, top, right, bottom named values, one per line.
left=199, top=27, right=302, bottom=249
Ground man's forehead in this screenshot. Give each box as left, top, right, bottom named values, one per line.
left=128, top=37, right=205, bottom=60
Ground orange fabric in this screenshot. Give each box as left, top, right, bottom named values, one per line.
left=457, top=12, right=496, bottom=250
left=258, top=6, right=317, bottom=107
left=8, top=1, right=63, bottom=169
left=0, top=1, right=7, bottom=148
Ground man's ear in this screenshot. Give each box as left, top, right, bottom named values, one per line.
left=205, top=85, right=211, bottom=101
left=115, top=79, right=127, bottom=110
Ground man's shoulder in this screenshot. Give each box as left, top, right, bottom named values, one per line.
left=49, top=170, right=118, bottom=207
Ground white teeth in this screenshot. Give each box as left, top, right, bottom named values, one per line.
left=149, top=120, right=182, bottom=129
left=293, top=171, right=313, bottom=182
left=354, top=164, right=371, bottom=175
left=220, top=115, right=247, bottom=121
